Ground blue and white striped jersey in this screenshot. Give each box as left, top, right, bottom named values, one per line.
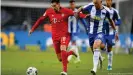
left=104, top=7, right=121, bottom=35
left=82, top=3, right=111, bottom=34
left=68, top=9, right=79, bottom=34
left=68, top=8, right=87, bottom=34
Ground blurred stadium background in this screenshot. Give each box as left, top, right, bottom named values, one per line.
left=1, top=0, right=133, bottom=75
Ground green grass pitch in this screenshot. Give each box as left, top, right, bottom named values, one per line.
left=1, top=46, right=133, bottom=75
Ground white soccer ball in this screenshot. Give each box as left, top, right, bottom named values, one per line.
left=26, top=67, right=38, bottom=75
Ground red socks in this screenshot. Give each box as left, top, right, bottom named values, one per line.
left=61, top=50, right=68, bottom=72
left=67, top=51, right=73, bottom=57
left=61, top=50, right=74, bottom=72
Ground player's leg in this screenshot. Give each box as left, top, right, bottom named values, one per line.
left=98, top=43, right=106, bottom=69
left=91, top=45, right=105, bottom=65
left=107, top=45, right=113, bottom=70
left=68, top=45, right=80, bottom=63
left=68, top=34, right=80, bottom=62
left=91, top=39, right=101, bottom=74
left=89, top=35, right=100, bottom=73
left=67, top=54, right=73, bottom=62
left=73, top=44, right=80, bottom=63
left=91, top=33, right=105, bottom=75
left=61, top=36, right=77, bottom=58
left=60, top=36, right=77, bottom=75
left=53, top=40, right=62, bottom=62
left=106, top=35, right=115, bottom=70
left=72, top=39, right=80, bottom=63
left=69, top=41, right=80, bottom=63
left=89, top=34, right=104, bottom=69
left=60, top=36, right=69, bottom=74
left=89, top=34, right=104, bottom=58
left=74, top=45, right=80, bottom=62
left=72, top=34, right=80, bottom=60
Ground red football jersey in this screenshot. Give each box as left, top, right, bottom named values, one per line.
left=31, top=7, right=74, bottom=40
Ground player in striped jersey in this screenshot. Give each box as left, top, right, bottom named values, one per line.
left=80, top=2, right=105, bottom=69
left=67, top=0, right=88, bottom=63
left=78, top=0, right=118, bottom=74
left=105, top=0, right=121, bottom=71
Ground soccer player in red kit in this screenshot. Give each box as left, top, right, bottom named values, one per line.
left=29, top=0, right=77, bottom=75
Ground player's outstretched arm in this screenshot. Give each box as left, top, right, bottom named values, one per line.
left=29, top=10, right=48, bottom=36
left=79, top=12, right=90, bottom=18
left=28, top=16, right=46, bottom=36
left=77, top=6, right=83, bottom=14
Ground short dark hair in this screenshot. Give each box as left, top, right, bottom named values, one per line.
left=69, top=0, right=75, bottom=3
left=51, top=0, right=60, bottom=3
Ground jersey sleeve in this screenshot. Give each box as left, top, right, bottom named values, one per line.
left=82, top=3, right=93, bottom=11
left=82, top=5, right=89, bottom=11
left=68, top=9, right=74, bottom=16
left=106, top=10, right=116, bottom=30
left=113, top=9, right=121, bottom=26
left=106, top=10, right=111, bottom=21
left=79, top=12, right=87, bottom=18
left=43, top=10, right=48, bottom=17
left=31, top=10, right=48, bottom=31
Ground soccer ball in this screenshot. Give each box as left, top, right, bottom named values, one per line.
left=26, top=67, right=38, bottom=75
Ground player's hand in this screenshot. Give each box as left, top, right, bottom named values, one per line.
left=115, top=33, right=119, bottom=42
left=86, top=14, right=90, bottom=18
left=114, top=30, right=119, bottom=41
left=28, top=30, right=33, bottom=36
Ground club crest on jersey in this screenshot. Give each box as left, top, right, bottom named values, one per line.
left=62, top=13, right=64, bottom=17
left=52, top=15, right=54, bottom=17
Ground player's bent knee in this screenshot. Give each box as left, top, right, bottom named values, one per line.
left=93, top=44, right=100, bottom=50
left=93, top=40, right=102, bottom=49
left=60, top=36, right=67, bottom=51
left=60, top=45, right=66, bottom=51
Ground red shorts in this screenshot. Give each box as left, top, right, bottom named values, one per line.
left=52, top=34, right=70, bottom=54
